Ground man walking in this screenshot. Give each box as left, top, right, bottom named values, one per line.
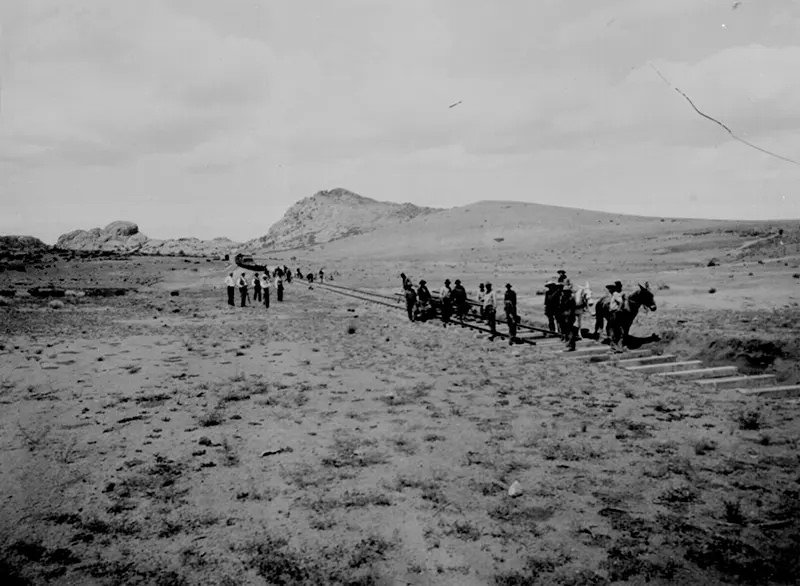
left=483, top=282, right=498, bottom=339
left=504, top=283, right=518, bottom=345
left=224, top=272, right=235, bottom=306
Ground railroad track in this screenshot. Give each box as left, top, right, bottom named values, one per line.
left=314, top=281, right=800, bottom=399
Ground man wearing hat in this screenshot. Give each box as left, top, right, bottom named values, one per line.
left=483, top=282, right=498, bottom=339
left=557, top=269, right=568, bottom=284
left=417, top=280, right=432, bottom=321
left=439, top=279, right=453, bottom=326
left=403, top=280, right=417, bottom=322
left=451, top=279, right=468, bottom=324
left=504, top=283, right=518, bottom=345
left=544, top=280, right=560, bottom=333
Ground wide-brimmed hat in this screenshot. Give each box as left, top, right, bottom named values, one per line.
left=444, top=279, right=451, bottom=285
left=419, top=280, right=426, bottom=285
left=505, top=283, right=512, bottom=289
left=614, top=280, right=622, bottom=290
left=605, top=284, right=615, bottom=292
left=557, top=270, right=567, bottom=275
left=454, top=279, right=461, bottom=285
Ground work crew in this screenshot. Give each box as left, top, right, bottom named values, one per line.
left=483, top=282, right=498, bottom=339
left=504, top=283, right=518, bottom=345
left=224, top=272, right=235, bottom=306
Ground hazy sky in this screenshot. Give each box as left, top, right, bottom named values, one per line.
left=2, top=0, right=799, bottom=243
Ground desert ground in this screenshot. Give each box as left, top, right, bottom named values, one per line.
left=1, top=220, right=799, bottom=585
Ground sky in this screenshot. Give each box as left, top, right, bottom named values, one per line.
left=1, top=0, right=799, bottom=243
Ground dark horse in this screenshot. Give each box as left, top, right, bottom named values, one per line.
left=593, top=283, right=657, bottom=346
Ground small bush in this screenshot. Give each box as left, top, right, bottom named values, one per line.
left=708, top=288, right=717, bottom=294
left=49, top=300, right=65, bottom=309
left=198, top=409, right=225, bottom=427
left=737, top=410, right=763, bottom=431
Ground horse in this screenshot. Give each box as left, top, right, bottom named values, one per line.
left=593, top=282, right=657, bottom=347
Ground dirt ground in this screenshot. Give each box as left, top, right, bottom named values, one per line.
left=1, top=250, right=799, bottom=585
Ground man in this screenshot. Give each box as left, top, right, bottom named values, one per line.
left=404, top=281, right=417, bottom=321
left=559, top=281, right=579, bottom=351
left=504, top=283, right=518, bottom=345
left=557, top=270, right=568, bottom=284
left=237, top=272, right=249, bottom=307
left=252, top=273, right=262, bottom=302
left=224, top=272, right=235, bottom=306
left=544, top=280, right=560, bottom=333
left=608, top=281, right=626, bottom=352
left=439, top=279, right=453, bottom=326
left=297, top=268, right=303, bottom=279
left=483, top=282, right=498, bottom=339
left=451, top=279, right=468, bottom=324
left=276, top=273, right=284, bottom=302
left=417, top=280, right=431, bottom=321
left=260, top=272, right=270, bottom=308
left=477, top=283, right=486, bottom=319
left=400, top=273, right=411, bottom=289
left=319, top=269, right=325, bottom=283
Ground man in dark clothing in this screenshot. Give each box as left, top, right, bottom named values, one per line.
left=559, top=282, right=579, bottom=351
left=404, top=282, right=417, bottom=321
left=439, top=279, right=453, bottom=326
left=451, top=279, right=468, bottom=324
left=297, top=268, right=303, bottom=279
left=277, top=276, right=284, bottom=302
left=417, top=280, right=432, bottom=321
left=253, top=274, right=262, bottom=302
left=483, top=282, right=498, bottom=339
left=557, top=269, right=568, bottom=284
left=319, top=269, right=325, bottom=283
left=504, top=283, right=518, bottom=345
left=544, top=281, right=560, bottom=333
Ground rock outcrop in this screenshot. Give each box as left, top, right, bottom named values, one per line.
left=245, top=188, right=439, bottom=251
left=55, top=222, right=239, bottom=257
left=0, top=236, right=50, bottom=258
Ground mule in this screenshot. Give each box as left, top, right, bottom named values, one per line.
left=593, top=282, right=657, bottom=346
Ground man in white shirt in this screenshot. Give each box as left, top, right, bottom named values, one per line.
left=439, top=279, right=453, bottom=326
left=224, top=273, right=235, bottom=306
left=260, top=272, right=270, bottom=308
left=483, top=282, right=498, bottom=339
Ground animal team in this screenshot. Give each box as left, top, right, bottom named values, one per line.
left=401, top=270, right=656, bottom=352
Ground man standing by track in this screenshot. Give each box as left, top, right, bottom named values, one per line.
left=451, top=279, right=468, bottom=324
left=261, top=272, right=270, bottom=308
left=483, top=282, right=498, bottom=339
left=544, top=280, right=560, bottom=333
left=252, top=273, right=262, bottom=303
left=504, top=283, right=518, bottom=345
left=439, top=279, right=453, bottom=326
left=404, top=281, right=417, bottom=321
left=224, top=272, right=235, bottom=306
left=238, top=272, right=249, bottom=307
left=477, top=283, right=486, bottom=319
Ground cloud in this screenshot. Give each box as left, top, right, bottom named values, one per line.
left=0, top=0, right=272, bottom=166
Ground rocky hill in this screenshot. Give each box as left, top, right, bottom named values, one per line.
left=0, top=235, right=51, bottom=260
left=245, top=188, right=439, bottom=251
left=55, top=221, right=239, bottom=257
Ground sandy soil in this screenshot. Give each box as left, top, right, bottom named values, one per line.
left=1, top=250, right=799, bottom=585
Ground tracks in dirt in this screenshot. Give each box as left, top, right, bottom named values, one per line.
left=314, top=282, right=800, bottom=399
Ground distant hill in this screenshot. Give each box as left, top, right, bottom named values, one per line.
left=0, top=235, right=50, bottom=259
left=244, top=188, right=439, bottom=251
left=55, top=221, right=239, bottom=257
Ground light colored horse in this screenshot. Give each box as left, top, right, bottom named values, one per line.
left=573, top=282, right=595, bottom=339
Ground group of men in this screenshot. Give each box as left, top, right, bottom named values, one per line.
left=401, top=273, right=519, bottom=345
left=224, top=268, right=287, bottom=308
